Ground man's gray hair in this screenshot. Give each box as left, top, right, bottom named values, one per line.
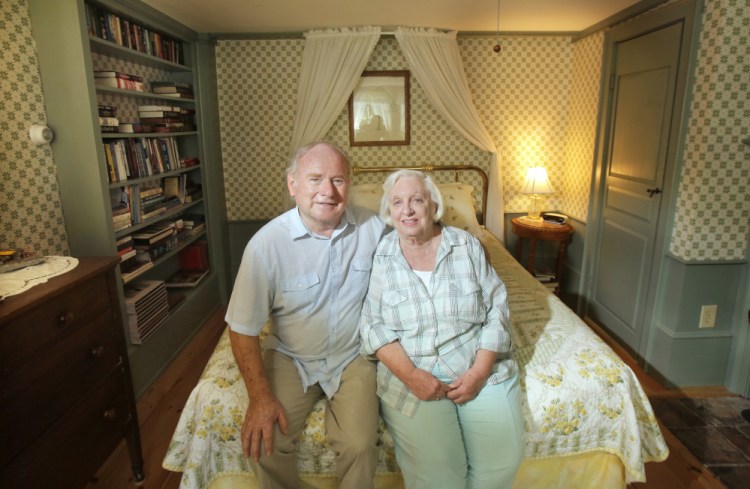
left=287, top=141, right=352, bottom=179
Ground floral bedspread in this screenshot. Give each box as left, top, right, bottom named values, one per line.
left=163, top=228, right=667, bottom=487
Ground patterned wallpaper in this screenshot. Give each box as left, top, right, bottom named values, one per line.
left=564, top=32, right=605, bottom=222
left=669, top=0, right=750, bottom=261
left=216, top=35, right=574, bottom=221
left=4, top=0, right=749, bottom=262
left=0, top=0, right=68, bottom=256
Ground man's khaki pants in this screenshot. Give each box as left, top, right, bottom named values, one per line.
left=254, top=351, right=379, bottom=489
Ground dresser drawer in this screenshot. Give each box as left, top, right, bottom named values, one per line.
left=0, top=273, right=111, bottom=370
left=0, top=309, right=121, bottom=467
left=0, top=369, right=131, bottom=489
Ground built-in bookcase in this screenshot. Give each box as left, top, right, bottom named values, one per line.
left=27, top=0, right=226, bottom=395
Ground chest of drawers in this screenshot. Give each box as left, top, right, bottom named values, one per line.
left=0, top=257, right=143, bottom=488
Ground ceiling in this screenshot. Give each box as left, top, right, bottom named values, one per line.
left=141, top=0, right=643, bottom=35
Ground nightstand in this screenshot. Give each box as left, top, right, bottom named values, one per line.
left=511, top=217, right=574, bottom=295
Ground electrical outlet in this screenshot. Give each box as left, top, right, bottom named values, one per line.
left=699, top=305, right=718, bottom=328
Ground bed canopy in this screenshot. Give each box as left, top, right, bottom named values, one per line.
left=289, top=26, right=505, bottom=240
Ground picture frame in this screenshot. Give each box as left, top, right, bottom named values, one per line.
left=348, top=70, right=410, bottom=146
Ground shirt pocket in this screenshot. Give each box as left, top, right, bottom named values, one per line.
left=280, top=272, right=321, bottom=313
left=448, top=279, right=486, bottom=324
left=349, top=257, right=373, bottom=302
left=381, top=289, right=415, bottom=331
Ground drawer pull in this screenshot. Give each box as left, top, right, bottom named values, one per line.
left=103, top=408, right=118, bottom=421
left=91, top=345, right=105, bottom=358
left=58, top=311, right=75, bottom=325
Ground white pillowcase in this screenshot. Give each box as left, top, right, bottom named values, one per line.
left=349, top=181, right=481, bottom=232
left=438, top=182, right=481, bottom=232
left=349, top=183, right=382, bottom=213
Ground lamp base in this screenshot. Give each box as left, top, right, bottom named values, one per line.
left=526, top=195, right=543, bottom=221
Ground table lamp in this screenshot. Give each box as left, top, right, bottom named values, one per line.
left=521, top=167, right=554, bottom=221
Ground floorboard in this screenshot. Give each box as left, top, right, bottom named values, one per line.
left=91, top=306, right=731, bottom=489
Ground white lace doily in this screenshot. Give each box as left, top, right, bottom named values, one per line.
left=0, top=256, right=80, bottom=299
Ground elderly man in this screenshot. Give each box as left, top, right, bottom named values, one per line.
left=225, top=141, right=386, bottom=489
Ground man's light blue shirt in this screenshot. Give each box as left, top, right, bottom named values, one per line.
left=225, top=205, right=386, bottom=398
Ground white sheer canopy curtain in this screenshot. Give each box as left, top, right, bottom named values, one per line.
left=289, top=26, right=381, bottom=152
left=395, top=27, right=504, bottom=240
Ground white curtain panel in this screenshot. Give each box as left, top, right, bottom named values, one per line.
left=290, top=26, right=381, bottom=151
left=395, top=27, right=504, bottom=241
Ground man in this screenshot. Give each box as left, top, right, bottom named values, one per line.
left=225, top=141, right=386, bottom=489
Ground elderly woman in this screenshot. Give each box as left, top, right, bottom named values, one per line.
left=359, top=170, right=524, bottom=489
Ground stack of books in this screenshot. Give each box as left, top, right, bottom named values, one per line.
left=99, top=116, right=119, bottom=133
left=132, top=219, right=184, bottom=264
left=533, top=270, right=559, bottom=293
left=94, top=70, right=145, bottom=92
left=181, top=213, right=206, bottom=236
left=136, top=185, right=166, bottom=223
left=110, top=187, right=132, bottom=231
left=137, top=105, right=195, bottom=133
left=98, top=105, right=119, bottom=133
left=150, top=81, right=194, bottom=99
left=117, top=235, right=137, bottom=275
left=123, top=280, right=170, bottom=344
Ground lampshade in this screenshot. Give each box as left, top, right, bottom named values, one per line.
left=521, top=167, right=554, bottom=195
left=521, top=167, right=553, bottom=221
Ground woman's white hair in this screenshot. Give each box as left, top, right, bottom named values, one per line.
left=379, top=169, right=444, bottom=226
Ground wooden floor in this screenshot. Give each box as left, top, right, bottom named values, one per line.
left=88, top=307, right=729, bottom=489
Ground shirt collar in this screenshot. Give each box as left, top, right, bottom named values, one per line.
left=378, top=225, right=468, bottom=256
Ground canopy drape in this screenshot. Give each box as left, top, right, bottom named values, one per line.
left=394, top=27, right=504, bottom=239
left=289, top=26, right=381, bottom=152
left=288, top=25, right=504, bottom=240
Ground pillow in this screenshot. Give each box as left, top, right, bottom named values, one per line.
left=438, top=183, right=481, bottom=232
left=349, top=183, right=383, bottom=213
left=349, top=181, right=482, bottom=232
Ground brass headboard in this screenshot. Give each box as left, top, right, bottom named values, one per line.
left=352, top=165, right=489, bottom=226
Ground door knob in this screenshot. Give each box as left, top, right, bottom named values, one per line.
left=647, top=187, right=662, bottom=197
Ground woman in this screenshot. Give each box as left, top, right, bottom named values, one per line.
left=359, top=170, right=524, bottom=489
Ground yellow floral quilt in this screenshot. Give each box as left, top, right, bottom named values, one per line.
left=163, top=228, right=668, bottom=488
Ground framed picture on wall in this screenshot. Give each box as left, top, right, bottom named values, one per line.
left=348, top=70, right=410, bottom=146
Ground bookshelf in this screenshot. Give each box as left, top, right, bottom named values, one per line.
left=27, top=0, right=227, bottom=396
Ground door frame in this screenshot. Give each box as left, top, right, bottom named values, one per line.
left=580, top=0, right=703, bottom=361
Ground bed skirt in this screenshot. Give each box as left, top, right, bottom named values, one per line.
left=202, top=452, right=625, bottom=489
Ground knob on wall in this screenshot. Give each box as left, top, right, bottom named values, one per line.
left=29, top=124, right=54, bottom=145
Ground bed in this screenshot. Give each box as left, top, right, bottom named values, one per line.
left=163, top=165, right=668, bottom=489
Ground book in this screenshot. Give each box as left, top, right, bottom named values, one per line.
left=132, top=224, right=175, bottom=245
left=99, top=117, right=119, bottom=134
left=123, top=280, right=169, bottom=344
left=137, top=104, right=180, bottom=112
left=160, top=92, right=195, bottom=99
left=118, top=122, right=146, bottom=133
left=94, top=70, right=143, bottom=82
left=150, top=81, right=192, bottom=90
left=151, top=82, right=194, bottom=97
left=95, top=76, right=145, bottom=92
left=165, top=269, right=209, bottom=288
left=178, top=240, right=209, bottom=272
left=180, top=157, right=199, bottom=167
left=98, top=105, right=117, bottom=117
left=138, top=109, right=183, bottom=118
